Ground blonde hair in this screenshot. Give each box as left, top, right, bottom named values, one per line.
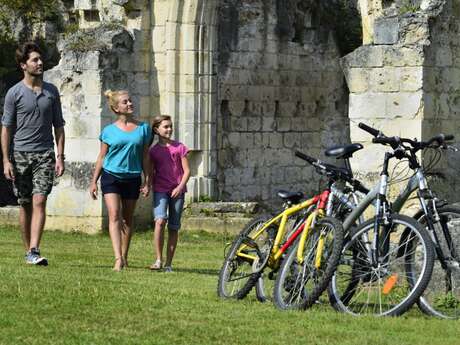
left=104, top=89, right=129, bottom=113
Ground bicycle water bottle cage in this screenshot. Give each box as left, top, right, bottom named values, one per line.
left=277, top=190, right=304, bottom=204
left=325, top=143, right=363, bottom=159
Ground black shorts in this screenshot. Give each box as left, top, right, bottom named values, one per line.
left=100, top=170, right=141, bottom=200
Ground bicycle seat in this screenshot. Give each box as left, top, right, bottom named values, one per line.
left=277, top=190, right=304, bottom=204
left=325, top=143, right=363, bottom=159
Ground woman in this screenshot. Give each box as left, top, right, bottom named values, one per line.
left=89, top=90, right=151, bottom=271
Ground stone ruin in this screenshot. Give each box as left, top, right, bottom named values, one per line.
left=1, top=0, right=460, bottom=233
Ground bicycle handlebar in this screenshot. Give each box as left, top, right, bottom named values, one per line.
left=372, top=136, right=401, bottom=149
left=358, top=122, right=381, bottom=137
left=294, top=150, right=369, bottom=193
left=359, top=122, right=454, bottom=151
left=294, top=150, right=316, bottom=164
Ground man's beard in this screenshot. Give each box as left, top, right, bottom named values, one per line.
left=29, top=69, right=43, bottom=77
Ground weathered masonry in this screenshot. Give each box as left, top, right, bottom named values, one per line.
left=1, top=0, right=460, bottom=232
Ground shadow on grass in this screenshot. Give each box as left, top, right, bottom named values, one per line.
left=68, top=264, right=219, bottom=276
left=171, top=267, right=220, bottom=276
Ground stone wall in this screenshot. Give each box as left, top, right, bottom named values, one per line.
left=43, top=25, right=153, bottom=232
left=346, top=0, right=460, bottom=204
left=216, top=0, right=349, bottom=205
left=422, top=0, right=460, bottom=198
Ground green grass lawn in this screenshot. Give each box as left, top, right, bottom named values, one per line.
left=0, top=225, right=458, bottom=345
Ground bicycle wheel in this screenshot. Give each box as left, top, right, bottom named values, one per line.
left=412, top=206, right=460, bottom=319
left=328, top=214, right=434, bottom=316
left=273, top=216, right=344, bottom=310
left=255, top=212, right=308, bottom=303
left=217, top=214, right=272, bottom=299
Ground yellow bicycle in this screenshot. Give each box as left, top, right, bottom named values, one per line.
left=217, top=153, right=345, bottom=309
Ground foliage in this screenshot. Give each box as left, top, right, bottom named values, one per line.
left=198, top=195, right=214, bottom=202
left=63, top=22, right=80, bottom=37
left=64, top=23, right=124, bottom=52
left=0, top=34, right=18, bottom=79
left=0, top=226, right=460, bottom=345
left=399, top=0, right=420, bottom=14
left=0, top=0, right=61, bottom=24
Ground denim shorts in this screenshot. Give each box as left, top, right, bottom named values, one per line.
left=100, top=170, right=141, bottom=200
left=153, top=192, right=185, bottom=231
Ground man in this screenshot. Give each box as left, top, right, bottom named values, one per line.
left=1, top=42, right=65, bottom=266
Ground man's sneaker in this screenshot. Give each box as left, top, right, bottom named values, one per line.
left=163, top=266, right=173, bottom=273
left=25, top=248, right=48, bottom=266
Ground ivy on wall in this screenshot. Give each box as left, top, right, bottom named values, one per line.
left=0, top=0, right=63, bottom=83
left=0, top=0, right=62, bottom=30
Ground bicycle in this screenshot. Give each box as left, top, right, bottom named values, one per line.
left=333, top=123, right=460, bottom=318
left=272, top=148, right=367, bottom=310
left=298, top=125, right=436, bottom=316
left=217, top=173, right=344, bottom=308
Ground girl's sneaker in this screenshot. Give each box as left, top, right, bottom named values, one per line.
left=164, top=266, right=173, bottom=273
left=149, top=259, right=162, bottom=270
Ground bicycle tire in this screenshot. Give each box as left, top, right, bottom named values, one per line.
left=273, top=216, right=344, bottom=310
left=328, top=214, right=434, bottom=316
left=217, top=214, right=271, bottom=299
left=412, top=205, right=460, bottom=319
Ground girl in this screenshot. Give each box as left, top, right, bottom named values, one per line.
left=89, top=90, right=151, bottom=271
left=149, top=115, right=190, bottom=272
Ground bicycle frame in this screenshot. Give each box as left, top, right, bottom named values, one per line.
left=236, top=189, right=330, bottom=273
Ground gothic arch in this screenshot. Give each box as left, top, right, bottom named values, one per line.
left=163, top=0, right=220, bottom=200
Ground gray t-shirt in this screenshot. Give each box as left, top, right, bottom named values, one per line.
left=1, top=80, right=65, bottom=152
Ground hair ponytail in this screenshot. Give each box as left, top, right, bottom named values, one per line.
left=104, top=89, right=128, bottom=113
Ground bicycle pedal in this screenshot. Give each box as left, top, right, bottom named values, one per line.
left=241, top=237, right=259, bottom=249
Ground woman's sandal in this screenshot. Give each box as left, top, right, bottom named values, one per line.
left=149, top=259, right=162, bottom=270
left=113, top=257, right=124, bottom=272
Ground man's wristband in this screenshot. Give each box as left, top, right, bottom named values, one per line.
left=57, top=154, right=66, bottom=160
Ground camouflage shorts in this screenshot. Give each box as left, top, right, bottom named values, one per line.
left=12, top=149, right=56, bottom=205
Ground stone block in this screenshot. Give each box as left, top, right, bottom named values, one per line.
left=179, top=74, right=197, bottom=93
left=342, top=46, right=384, bottom=68
left=283, top=132, right=300, bottom=148
left=230, top=117, right=248, bottom=131
left=385, top=92, right=423, bottom=118
left=180, top=24, right=198, bottom=50
left=152, top=1, right=169, bottom=25
left=44, top=215, right=103, bottom=234
left=65, top=138, right=100, bottom=162
left=399, top=67, right=423, bottom=92
left=149, top=54, right=165, bottom=73
left=262, top=117, right=275, bottom=132
left=247, top=117, right=262, bottom=131
left=181, top=216, right=252, bottom=234
left=275, top=117, right=291, bottom=132
left=399, top=19, right=429, bottom=46
left=65, top=114, right=101, bottom=139
left=383, top=46, right=424, bottom=67
left=225, top=101, right=244, bottom=117
left=271, top=167, right=285, bottom=183
left=227, top=133, right=241, bottom=147
left=278, top=102, right=297, bottom=117
left=436, top=48, right=453, bottom=67
left=349, top=93, right=386, bottom=119
left=370, top=67, right=400, bottom=92
left=374, top=17, right=399, bottom=45
left=180, top=122, right=198, bottom=150
left=442, top=68, right=460, bottom=93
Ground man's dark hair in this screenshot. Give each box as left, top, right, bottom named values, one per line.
left=15, top=42, right=43, bottom=66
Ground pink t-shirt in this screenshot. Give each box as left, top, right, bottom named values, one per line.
left=149, top=141, right=189, bottom=193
